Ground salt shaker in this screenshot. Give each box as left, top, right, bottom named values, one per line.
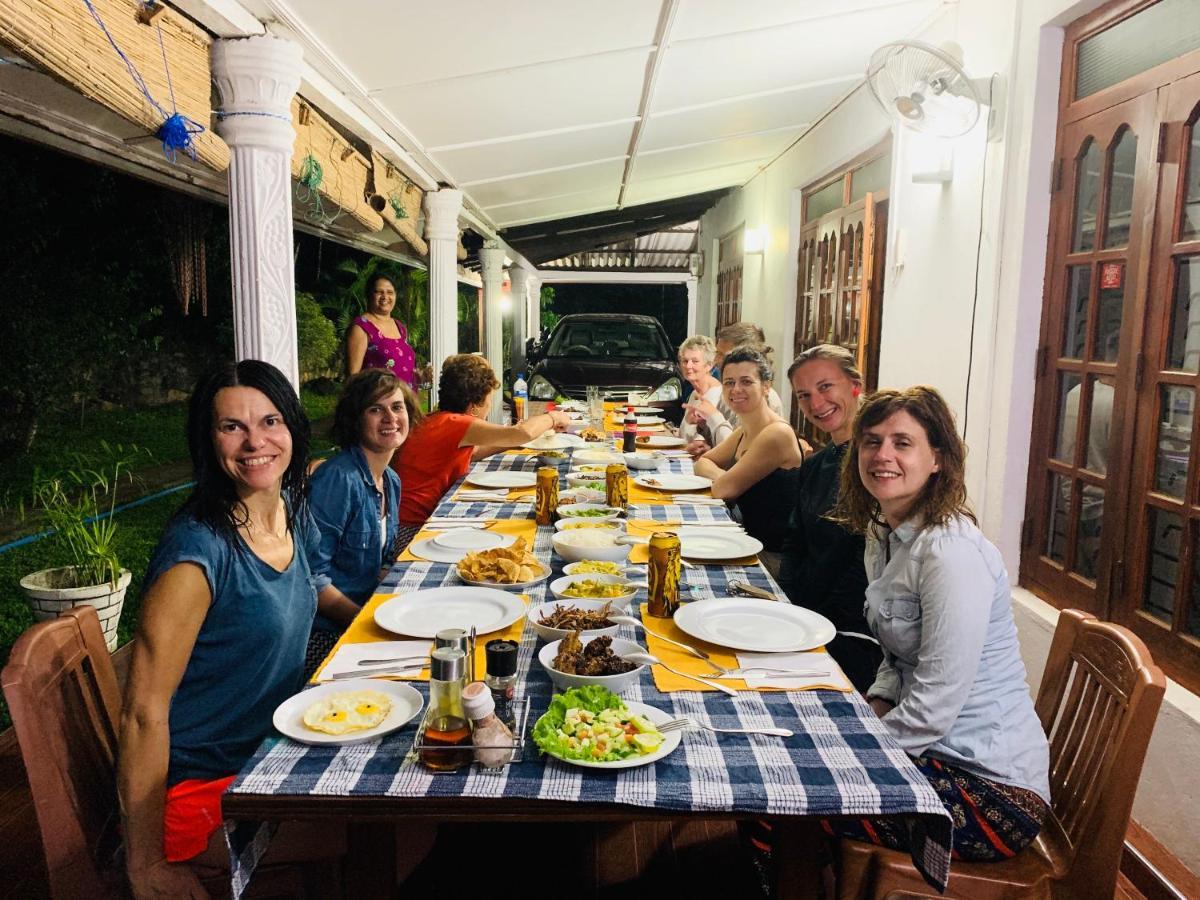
left=463, top=681, right=514, bottom=769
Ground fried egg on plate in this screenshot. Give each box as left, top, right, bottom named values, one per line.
left=302, top=689, right=393, bottom=735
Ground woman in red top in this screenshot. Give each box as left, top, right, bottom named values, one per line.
left=394, top=353, right=571, bottom=544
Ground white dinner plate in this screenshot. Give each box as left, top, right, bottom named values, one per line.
left=407, top=532, right=516, bottom=563
left=273, top=679, right=424, bottom=746
left=536, top=701, right=682, bottom=769
left=458, top=562, right=550, bottom=591
left=374, top=587, right=527, bottom=638
left=466, top=471, right=538, bottom=489
left=629, top=406, right=663, bottom=415
left=675, top=526, right=763, bottom=560
left=431, top=529, right=508, bottom=551
left=632, top=473, right=711, bottom=492
left=573, top=448, right=624, bottom=466
left=634, top=415, right=664, bottom=426
left=522, top=433, right=587, bottom=450
left=674, top=597, right=836, bottom=653
left=636, top=435, right=686, bottom=448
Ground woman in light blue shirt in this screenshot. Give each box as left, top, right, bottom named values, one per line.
left=305, top=369, right=422, bottom=672
left=830, top=386, right=1049, bottom=862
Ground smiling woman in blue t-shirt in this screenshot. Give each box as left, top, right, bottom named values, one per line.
left=118, top=360, right=318, bottom=898
left=305, top=369, right=422, bottom=671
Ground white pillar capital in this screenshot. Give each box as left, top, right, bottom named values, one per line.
left=425, top=189, right=464, bottom=405
left=479, top=242, right=506, bottom=421
left=211, top=35, right=304, bottom=389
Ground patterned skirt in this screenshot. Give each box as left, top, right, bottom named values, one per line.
left=825, top=755, right=1048, bottom=862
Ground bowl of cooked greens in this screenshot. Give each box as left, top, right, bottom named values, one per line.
left=565, top=473, right=608, bottom=491
left=556, top=503, right=621, bottom=521
left=529, top=598, right=622, bottom=642
left=549, top=573, right=636, bottom=606
left=536, top=450, right=571, bottom=467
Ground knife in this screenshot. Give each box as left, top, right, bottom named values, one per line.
left=329, top=665, right=425, bottom=680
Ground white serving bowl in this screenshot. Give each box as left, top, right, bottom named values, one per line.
left=573, top=448, right=624, bottom=466
left=537, top=636, right=646, bottom=694
left=556, top=503, right=621, bottom=521
left=566, top=473, right=609, bottom=490
left=554, top=519, right=627, bottom=535
left=562, top=560, right=638, bottom=577
left=571, top=463, right=611, bottom=476
left=528, top=598, right=622, bottom=642
left=552, top=529, right=633, bottom=564
left=623, top=451, right=663, bottom=471
left=558, top=487, right=607, bottom=506
left=549, top=574, right=636, bottom=607
left=536, top=451, right=571, bottom=467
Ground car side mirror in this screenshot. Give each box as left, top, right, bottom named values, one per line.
left=526, top=337, right=541, bottom=362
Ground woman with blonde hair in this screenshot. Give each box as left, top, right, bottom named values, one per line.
left=677, top=334, right=734, bottom=452
left=692, top=346, right=804, bottom=576
left=777, top=344, right=881, bottom=691
left=829, top=386, right=1049, bottom=860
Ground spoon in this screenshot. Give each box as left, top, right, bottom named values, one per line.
left=623, top=651, right=737, bottom=697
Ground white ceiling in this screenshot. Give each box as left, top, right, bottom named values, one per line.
left=250, top=0, right=949, bottom=230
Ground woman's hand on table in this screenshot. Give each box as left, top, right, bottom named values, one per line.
left=686, top=437, right=710, bottom=459
left=549, top=410, right=573, bottom=432
left=128, top=858, right=209, bottom=900
left=868, top=697, right=895, bottom=719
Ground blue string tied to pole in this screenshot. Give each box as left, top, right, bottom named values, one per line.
left=81, top=0, right=205, bottom=162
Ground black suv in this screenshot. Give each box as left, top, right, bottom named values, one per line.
left=525, top=314, right=682, bottom=414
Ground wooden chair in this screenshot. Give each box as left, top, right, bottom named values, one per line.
left=835, top=608, right=1166, bottom=900
left=1, top=606, right=342, bottom=899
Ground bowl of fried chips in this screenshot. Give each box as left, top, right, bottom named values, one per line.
left=456, top=537, right=549, bottom=589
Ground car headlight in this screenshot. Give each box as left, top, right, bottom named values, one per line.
left=647, top=377, right=681, bottom=401
left=529, top=374, right=556, bottom=400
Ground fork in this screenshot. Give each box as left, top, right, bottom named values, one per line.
left=658, top=717, right=793, bottom=738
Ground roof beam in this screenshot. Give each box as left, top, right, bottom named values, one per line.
left=617, top=0, right=680, bottom=209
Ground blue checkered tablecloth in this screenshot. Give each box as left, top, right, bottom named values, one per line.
left=227, top=515, right=953, bottom=893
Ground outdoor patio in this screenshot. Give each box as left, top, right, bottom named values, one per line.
left=2, top=0, right=1200, bottom=897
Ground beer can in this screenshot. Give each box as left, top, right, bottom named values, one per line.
left=605, top=463, right=629, bottom=509
left=535, top=466, right=559, bottom=525
left=647, top=531, right=682, bottom=618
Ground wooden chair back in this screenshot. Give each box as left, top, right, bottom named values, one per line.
left=1, top=606, right=123, bottom=899
left=1033, top=608, right=1165, bottom=893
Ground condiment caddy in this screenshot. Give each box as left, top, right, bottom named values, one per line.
left=407, top=695, right=532, bottom=773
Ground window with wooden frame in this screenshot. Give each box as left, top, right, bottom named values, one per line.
left=792, top=141, right=890, bottom=435
left=1023, top=0, right=1200, bottom=693
left=716, top=228, right=743, bottom=330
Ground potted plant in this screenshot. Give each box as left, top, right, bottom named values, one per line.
left=19, top=446, right=138, bottom=651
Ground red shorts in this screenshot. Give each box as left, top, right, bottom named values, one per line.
left=163, top=775, right=236, bottom=862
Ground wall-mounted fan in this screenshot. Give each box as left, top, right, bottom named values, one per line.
left=866, top=40, right=983, bottom=138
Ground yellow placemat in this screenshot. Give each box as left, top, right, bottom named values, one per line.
left=637, top=603, right=849, bottom=693
left=399, top=518, right=538, bottom=562
left=624, top=521, right=758, bottom=566
left=311, top=590, right=528, bottom=683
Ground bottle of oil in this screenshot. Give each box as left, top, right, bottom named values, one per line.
left=421, top=647, right=473, bottom=771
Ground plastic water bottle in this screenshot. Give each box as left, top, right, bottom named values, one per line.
left=513, top=373, right=528, bottom=422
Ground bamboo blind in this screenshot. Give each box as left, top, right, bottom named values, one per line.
left=291, top=97, right=381, bottom=232
left=0, top=0, right=228, bottom=170
left=370, top=150, right=427, bottom=257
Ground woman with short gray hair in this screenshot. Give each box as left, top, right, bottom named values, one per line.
left=677, top=335, right=734, bottom=452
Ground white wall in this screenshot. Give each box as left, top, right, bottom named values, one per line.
left=696, top=0, right=1200, bottom=876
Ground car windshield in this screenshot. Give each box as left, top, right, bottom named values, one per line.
left=546, top=321, right=670, bottom=360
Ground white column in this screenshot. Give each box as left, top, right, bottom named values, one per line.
left=211, top=36, right=304, bottom=389
left=424, top=189, right=463, bottom=407
left=479, top=241, right=506, bottom=422
left=526, top=273, right=542, bottom=344
left=685, top=277, right=698, bottom=337
left=510, top=264, right=532, bottom=377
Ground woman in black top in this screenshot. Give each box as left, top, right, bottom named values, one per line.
left=777, top=345, right=882, bottom=691
left=693, top=346, right=803, bottom=577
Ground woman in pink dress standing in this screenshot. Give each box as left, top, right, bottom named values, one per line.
left=345, top=274, right=418, bottom=387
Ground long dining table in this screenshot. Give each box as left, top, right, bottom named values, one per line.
left=223, top=411, right=952, bottom=898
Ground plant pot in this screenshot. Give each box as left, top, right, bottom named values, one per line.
left=20, top=567, right=132, bottom=652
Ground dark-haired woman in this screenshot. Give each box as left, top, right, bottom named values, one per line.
left=346, top=273, right=417, bottom=386
left=306, top=370, right=422, bottom=670
left=394, top=353, right=572, bottom=542
left=829, top=386, right=1049, bottom=860
left=118, top=360, right=320, bottom=897
left=692, top=346, right=804, bottom=577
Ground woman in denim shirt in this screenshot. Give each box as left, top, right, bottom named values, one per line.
left=305, top=370, right=423, bottom=671
left=830, top=386, right=1049, bottom=862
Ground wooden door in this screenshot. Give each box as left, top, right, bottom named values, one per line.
left=1124, top=71, right=1200, bottom=687
left=1022, top=92, right=1159, bottom=612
